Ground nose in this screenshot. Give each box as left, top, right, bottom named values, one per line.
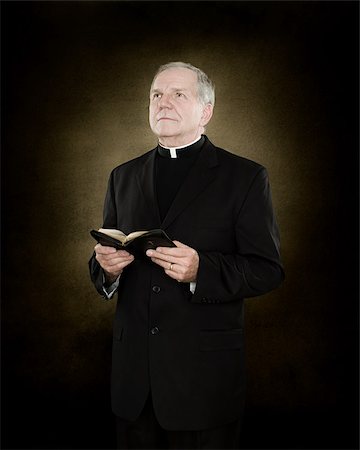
left=159, top=93, right=172, bottom=108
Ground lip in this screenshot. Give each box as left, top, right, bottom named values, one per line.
left=157, top=117, right=176, bottom=121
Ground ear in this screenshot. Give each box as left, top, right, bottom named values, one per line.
left=200, top=103, right=213, bottom=127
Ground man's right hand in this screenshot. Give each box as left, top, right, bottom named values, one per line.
left=95, top=244, right=134, bottom=284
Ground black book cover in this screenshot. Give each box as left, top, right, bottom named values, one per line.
left=90, top=229, right=175, bottom=257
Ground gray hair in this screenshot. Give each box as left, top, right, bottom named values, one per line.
left=151, top=62, right=215, bottom=106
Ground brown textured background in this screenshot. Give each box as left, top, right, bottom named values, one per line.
left=1, top=2, right=358, bottom=449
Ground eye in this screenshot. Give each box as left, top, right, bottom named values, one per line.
left=152, top=93, right=161, bottom=100
left=176, top=92, right=185, bottom=98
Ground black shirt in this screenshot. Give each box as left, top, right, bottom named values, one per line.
left=155, top=136, right=205, bottom=222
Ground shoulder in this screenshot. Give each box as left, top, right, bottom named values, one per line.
left=109, top=147, right=156, bottom=178
left=217, top=146, right=264, bottom=171
left=205, top=136, right=266, bottom=176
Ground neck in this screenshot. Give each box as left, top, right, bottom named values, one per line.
left=159, top=135, right=202, bottom=150
left=158, top=133, right=202, bottom=149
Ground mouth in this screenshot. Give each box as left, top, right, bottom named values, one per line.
left=157, top=117, right=176, bottom=122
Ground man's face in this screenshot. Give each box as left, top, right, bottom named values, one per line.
left=149, top=68, right=212, bottom=146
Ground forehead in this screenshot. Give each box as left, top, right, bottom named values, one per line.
left=152, top=68, right=198, bottom=90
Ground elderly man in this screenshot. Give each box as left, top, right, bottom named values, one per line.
left=89, top=62, right=284, bottom=449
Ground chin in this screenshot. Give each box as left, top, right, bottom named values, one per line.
left=155, top=125, right=180, bottom=137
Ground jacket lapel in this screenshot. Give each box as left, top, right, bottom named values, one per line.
left=161, top=138, right=219, bottom=230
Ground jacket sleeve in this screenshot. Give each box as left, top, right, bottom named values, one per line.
left=88, top=252, right=107, bottom=297
left=191, top=167, right=284, bottom=304
left=88, top=170, right=119, bottom=298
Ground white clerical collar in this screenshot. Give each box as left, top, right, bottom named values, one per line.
left=158, top=136, right=202, bottom=159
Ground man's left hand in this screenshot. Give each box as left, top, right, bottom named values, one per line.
left=146, top=240, right=199, bottom=283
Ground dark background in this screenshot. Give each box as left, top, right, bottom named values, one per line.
left=1, top=1, right=358, bottom=449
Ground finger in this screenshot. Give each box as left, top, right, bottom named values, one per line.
left=158, top=243, right=196, bottom=257
left=149, top=257, right=177, bottom=270
left=145, top=249, right=169, bottom=260
left=147, top=247, right=190, bottom=258
left=95, top=244, right=117, bottom=254
left=164, top=267, right=189, bottom=282
left=96, top=254, right=133, bottom=265
left=96, top=247, right=132, bottom=257
left=104, top=256, right=134, bottom=267
left=116, top=249, right=133, bottom=257
left=164, top=269, right=181, bottom=281
left=101, top=257, right=134, bottom=274
left=148, top=253, right=186, bottom=270
left=96, top=253, right=134, bottom=266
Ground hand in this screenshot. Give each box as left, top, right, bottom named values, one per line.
left=95, top=244, right=134, bottom=283
left=146, top=240, right=199, bottom=283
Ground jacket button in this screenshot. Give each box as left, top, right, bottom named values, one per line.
left=150, top=326, right=160, bottom=335
left=152, top=285, right=161, bottom=293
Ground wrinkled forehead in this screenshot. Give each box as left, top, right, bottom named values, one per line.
left=151, top=67, right=198, bottom=92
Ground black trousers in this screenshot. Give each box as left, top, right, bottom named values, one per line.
left=116, top=392, right=242, bottom=449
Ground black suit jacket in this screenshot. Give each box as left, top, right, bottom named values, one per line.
left=89, top=136, right=284, bottom=430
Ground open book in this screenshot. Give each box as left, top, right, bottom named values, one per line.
left=90, top=228, right=175, bottom=257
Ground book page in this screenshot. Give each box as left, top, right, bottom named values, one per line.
left=98, top=228, right=127, bottom=243
left=124, top=230, right=149, bottom=243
